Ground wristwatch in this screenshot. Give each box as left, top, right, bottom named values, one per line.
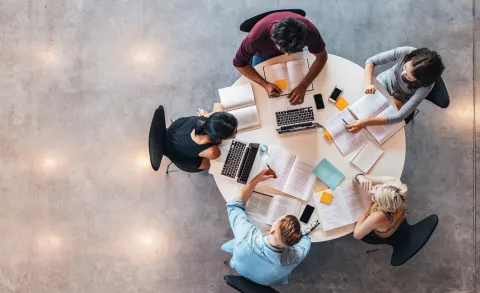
left=355, top=173, right=366, bottom=183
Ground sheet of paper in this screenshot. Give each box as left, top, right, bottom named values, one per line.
left=286, top=59, right=313, bottom=91
left=218, top=83, right=255, bottom=111
left=264, top=146, right=296, bottom=192
left=313, top=190, right=351, bottom=231
left=366, top=105, right=405, bottom=145
left=324, top=110, right=367, bottom=155
left=246, top=192, right=273, bottom=223
left=283, top=157, right=317, bottom=201
left=312, top=158, right=345, bottom=190
left=265, top=195, right=300, bottom=225
left=264, top=63, right=290, bottom=94
left=228, top=105, right=260, bottom=131
left=349, top=92, right=389, bottom=120
left=351, top=141, right=384, bottom=173
left=335, top=183, right=370, bottom=223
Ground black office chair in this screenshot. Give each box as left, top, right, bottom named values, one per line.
left=239, top=9, right=306, bottom=33
left=361, top=214, right=439, bottom=266
left=149, top=105, right=167, bottom=172
left=405, top=77, right=450, bottom=124
left=224, top=275, right=280, bottom=293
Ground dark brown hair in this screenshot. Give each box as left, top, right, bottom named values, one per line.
left=272, top=18, right=308, bottom=53
left=279, top=215, right=302, bottom=246
left=403, top=48, right=445, bottom=89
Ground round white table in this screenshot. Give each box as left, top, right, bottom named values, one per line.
left=211, top=52, right=406, bottom=242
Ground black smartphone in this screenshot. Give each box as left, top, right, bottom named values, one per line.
left=328, top=86, right=343, bottom=103
left=300, top=205, right=315, bottom=224
left=314, top=93, right=324, bottom=109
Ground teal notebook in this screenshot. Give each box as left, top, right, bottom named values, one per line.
left=312, top=158, right=345, bottom=189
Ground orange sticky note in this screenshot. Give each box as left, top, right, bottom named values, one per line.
left=323, top=129, right=332, bottom=140
left=274, top=79, right=288, bottom=91
left=320, top=192, right=333, bottom=205
left=335, top=96, right=349, bottom=110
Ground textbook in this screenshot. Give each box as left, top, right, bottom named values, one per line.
left=263, top=59, right=314, bottom=95
left=218, top=83, right=260, bottom=132
left=246, top=192, right=302, bottom=225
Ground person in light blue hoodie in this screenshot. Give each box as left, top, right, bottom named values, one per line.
left=222, top=168, right=311, bottom=286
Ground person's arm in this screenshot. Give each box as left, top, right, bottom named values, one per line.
left=363, top=46, right=416, bottom=94
left=356, top=174, right=399, bottom=187
left=199, top=146, right=220, bottom=160
left=288, top=50, right=328, bottom=105
left=226, top=169, right=277, bottom=240
left=353, top=208, right=380, bottom=239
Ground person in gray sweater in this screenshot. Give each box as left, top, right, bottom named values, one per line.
left=346, top=47, right=445, bottom=133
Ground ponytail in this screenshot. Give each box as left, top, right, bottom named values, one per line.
left=194, top=116, right=208, bottom=135
left=194, top=112, right=238, bottom=140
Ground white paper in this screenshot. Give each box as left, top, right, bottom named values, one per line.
left=349, top=92, right=390, bottom=120
left=313, top=190, right=351, bottom=231
left=351, top=141, right=384, bottom=173
left=265, top=195, right=301, bottom=225
left=264, top=59, right=313, bottom=95
left=218, top=83, right=255, bottom=111
left=283, top=158, right=317, bottom=201
left=324, top=110, right=367, bottom=155
left=264, top=146, right=296, bottom=192
left=365, top=106, right=405, bottom=145
left=228, top=105, right=261, bottom=131
left=264, top=63, right=290, bottom=94
left=246, top=192, right=273, bottom=223
left=286, top=59, right=312, bottom=90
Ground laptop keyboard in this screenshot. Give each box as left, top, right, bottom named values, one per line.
left=275, top=107, right=315, bottom=127
left=237, top=143, right=260, bottom=184
left=221, top=141, right=247, bottom=178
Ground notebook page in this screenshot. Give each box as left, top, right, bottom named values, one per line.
left=265, top=195, right=300, bottom=225
left=286, top=59, right=313, bottom=91
left=313, top=190, right=351, bottom=231
left=246, top=192, right=273, bottom=223
left=283, top=157, right=317, bottom=201
left=351, top=141, right=384, bottom=173
left=264, top=63, right=290, bottom=95
left=264, top=146, right=296, bottom=192
left=324, top=110, right=367, bottom=155
left=349, top=92, right=390, bottom=120
left=366, top=105, right=405, bottom=145
left=335, top=183, right=370, bottom=223
left=218, top=83, right=255, bottom=111
left=228, top=105, right=260, bottom=131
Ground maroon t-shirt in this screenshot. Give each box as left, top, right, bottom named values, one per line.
left=233, top=12, right=326, bottom=67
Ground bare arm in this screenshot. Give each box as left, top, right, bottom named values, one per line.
left=235, top=65, right=281, bottom=98
left=361, top=174, right=399, bottom=185
left=239, top=169, right=277, bottom=203
left=353, top=210, right=381, bottom=239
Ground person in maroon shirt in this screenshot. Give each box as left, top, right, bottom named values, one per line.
left=233, top=12, right=328, bottom=105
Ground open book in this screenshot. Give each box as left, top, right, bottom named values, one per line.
left=246, top=192, right=302, bottom=225
left=263, top=59, right=314, bottom=95
left=323, top=110, right=367, bottom=155
left=348, top=92, right=406, bottom=145
left=263, top=145, right=317, bottom=201
left=313, top=183, right=371, bottom=231
left=218, top=83, right=260, bottom=132
left=351, top=140, right=384, bottom=173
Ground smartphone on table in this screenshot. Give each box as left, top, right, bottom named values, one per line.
left=328, top=86, right=343, bottom=103
left=314, top=93, right=325, bottom=109
left=300, top=205, right=315, bottom=224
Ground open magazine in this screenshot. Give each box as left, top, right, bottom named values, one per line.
left=348, top=92, right=405, bottom=145
left=313, top=183, right=371, bottom=231
left=246, top=192, right=302, bottom=225
left=263, top=59, right=314, bottom=95
left=263, top=145, right=317, bottom=201
left=323, top=110, right=367, bottom=155
left=218, top=83, right=261, bottom=132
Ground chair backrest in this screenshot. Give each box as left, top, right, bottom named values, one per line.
left=425, top=77, right=449, bottom=108
left=239, top=9, right=306, bottom=33
left=224, top=275, right=280, bottom=293
left=148, top=105, right=167, bottom=171
left=389, top=214, right=439, bottom=266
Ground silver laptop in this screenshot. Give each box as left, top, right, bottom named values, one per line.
left=220, top=140, right=263, bottom=184
left=269, top=95, right=321, bottom=134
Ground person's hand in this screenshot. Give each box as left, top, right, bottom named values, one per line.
left=364, top=84, right=376, bottom=94
left=264, top=82, right=281, bottom=98
left=288, top=84, right=306, bottom=105
left=345, top=120, right=365, bottom=133
left=357, top=175, right=373, bottom=191
left=254, top=168, right=277, bottom=183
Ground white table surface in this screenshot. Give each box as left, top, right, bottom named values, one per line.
left=210, top=52, right=406, bottom=242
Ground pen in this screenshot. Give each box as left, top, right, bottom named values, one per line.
left=342, top=118, right=349, bottom=126
left=269, top=89, right=280, bottom=97
left=266, top=163, right=277, bottom=178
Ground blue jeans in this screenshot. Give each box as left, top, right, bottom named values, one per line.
left=252, top=55, right=269, bottom=67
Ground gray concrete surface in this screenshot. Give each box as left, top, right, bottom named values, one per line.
left=0, top=0, right=477, bottom=292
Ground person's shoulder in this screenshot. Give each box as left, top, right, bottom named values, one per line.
left=397, top=46, right=416, bottom=54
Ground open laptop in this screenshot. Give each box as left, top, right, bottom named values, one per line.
left=219, top=140, right=264, bottom=184
left=269, top=95, right=321, bottom=134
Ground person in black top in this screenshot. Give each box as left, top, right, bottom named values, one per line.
left=165, top=103, right=238, bottom=172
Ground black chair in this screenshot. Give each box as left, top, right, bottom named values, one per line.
left=224, top=275, right=279, bottom=293
left=361, top=214, right=439, bottom=266
left=405, top=77, right=450, bottom=124
left=148, top=105, right=167, bottom=172
left=239, top=9, right=306, bottom=33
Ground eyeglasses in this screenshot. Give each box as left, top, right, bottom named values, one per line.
left=303, top=220, right=320, bottom=236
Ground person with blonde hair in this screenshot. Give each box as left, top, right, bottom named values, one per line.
left=353, top=174, right=408, bottom=239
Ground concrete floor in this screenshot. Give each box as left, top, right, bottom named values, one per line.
left=0, top=0, right=478, bottom=292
